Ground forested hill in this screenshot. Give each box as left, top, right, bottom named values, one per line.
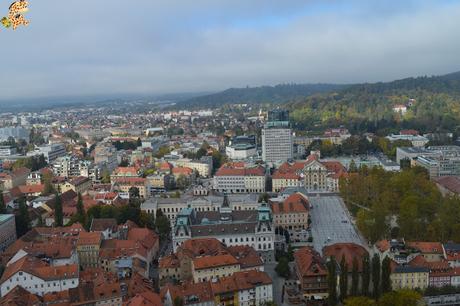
left=177, top=83, right=347, bottom=108
left=287, top=71, right=460, bottom=134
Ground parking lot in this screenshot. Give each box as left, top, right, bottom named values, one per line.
left=309, top=195, right=367, bottom=254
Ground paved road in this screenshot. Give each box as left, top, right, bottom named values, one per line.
left=309, top=195, right=367, bottom=255
left=264, top=263, right=287, bottom=306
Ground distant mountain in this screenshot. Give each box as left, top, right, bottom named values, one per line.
left=287, top=71, right=460, bottom=133
left=177, top=83, right=348, bottom=108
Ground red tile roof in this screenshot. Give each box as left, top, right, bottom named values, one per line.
left=17, top=184, right=45, bottom=194
left=271, top=193, right=309, bottom=214
left=323, top=243, right=369, bottom=273
left=78, top=231, right=102, bottom=246
left=435, top=176, right=460, bottom=194
left=407, top=242, right=443, bottom=254
left=193, top=254, right=239, bottom=270
left=172, top=167, right=193, bottom=176
left=294, top=247, right=327, bottom=278
left=215, top=163, right=265, bottom=177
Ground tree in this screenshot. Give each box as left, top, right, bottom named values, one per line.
left=155, top=209, right=171, bottom=242
left=381, top=256, right=391, bottom=294
left=361, top=255, right=370, bottom=296
left=0, top=192, right=6, bottom=214
left=377, top=290, right=422, bottom=306
left=344, top=296, right=376, bottom=306
left=129, top=187, right=140, bottom=199
left=258, top=193, right=269, bottom=203
left=76, top=193, right=86, bottom=225
left=42, top=172, right=55, bottom=195
left=15, top=197, right=31, bottom=237
left=287, top=244, right=295, bottom=262
left=340, top=255, right=348, bottom=301
left=173, top=296, right=184, bottom=306
left=175, top=174, right=190, bottom=191
left=371, top=254, right=381, bottom=299
left=349, top=160, right=358, bottom=173
left=275, top=256, right=290, bottom=278
left=101, top=169, right=111, bottom=184
left=54, top=192, right=63, bottom=227
left=327, top=256, right=338, bottom=306
left=351, top=257, right=359, bottom=296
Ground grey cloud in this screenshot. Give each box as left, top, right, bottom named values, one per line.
left=0, top=0, right=459, bottom=100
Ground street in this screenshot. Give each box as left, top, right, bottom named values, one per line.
left=309, top=195, right=367, bottom=255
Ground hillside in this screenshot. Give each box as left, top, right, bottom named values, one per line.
left=287, top=71, right=460, bottom=134
left=177, top=83, right=347, bottom=108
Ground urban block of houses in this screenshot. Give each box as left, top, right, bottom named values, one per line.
left=159, top=238, right=263, bottom=285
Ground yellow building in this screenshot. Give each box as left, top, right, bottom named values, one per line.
left=60, top=176, right=92, bottom=195
left=391, top=266, right=429, bottom=290
left=192, top=254, right=240, bottom=283
left=113, top=177, right=147, bottom=198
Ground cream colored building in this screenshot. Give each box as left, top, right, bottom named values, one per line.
left=391, top=266, right=429, bottom=290
left=170, top=158, right=212, bottom=177
left=192, top=254, right=241, bottom=283
left=113, top=177, right=147, bottom=198
left=271, top=193, right=309, bottom=242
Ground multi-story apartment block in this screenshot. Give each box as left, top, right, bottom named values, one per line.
left=213, top=162, right=266, bottom=193
left=271, top=193, right=309, bottom=242
left=391, top=266, right=429, bottom=290
left=262, top=128, right=293, bottom=164
left=27, top=143, right=66, bottom=163
left=161, top=270, right=273, bottom=306
left=159, top=238, right=263, bottom=285
left=77, top=232, right=102, bottom=269
left=294, top=247, right=329, bottom=300
left=0, top=214, right=16, bottom=253
left=0, top=255, right=79, bottom=297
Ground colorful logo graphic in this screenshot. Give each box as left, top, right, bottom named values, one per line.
left=1, top=0, right=29, bottom=30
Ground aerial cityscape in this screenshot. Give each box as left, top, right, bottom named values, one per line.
left=1, top=1, right=460, bottom=306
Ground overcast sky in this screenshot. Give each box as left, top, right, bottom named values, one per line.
left=1, top=0, right=460, bottom=100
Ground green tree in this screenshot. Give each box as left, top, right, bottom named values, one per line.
left=344, top=296, right=376, bottom=306
left=377, top=290, right=422, bottom=306
left=361, top=254, right=370, bottom=296
left=275, top=256, right=290, bottom=278
left=129, top=187, right=140, bottom=199
left=173, top=296, right=184, bottom=306
left=42, top=172, right=55, bottom=195
left=381, top=256, right=391, bottom=294
left=327, top=256, right=338, bottom=306
left=258, top=193, right=269, bottom=203
left=340, top=255, right=348, bottom=301
left=0, top=192, right=6, bottom=214
left=175, top=174, right=190, bottom=191
left=371, top=254, right=381, bottom=299
left=101, top=169, right=111, bottom=184
left=155, top=209, right=171, bottom=242
left=15, top=198, right=30, bottom=237
left=351, top=256, right=359, bottom=296
left=76, top=193, right=86, bottom=225
left=54, top=192, right=63, bottom=227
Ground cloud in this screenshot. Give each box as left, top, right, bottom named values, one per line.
left=0, top=0, right=459, bottom=100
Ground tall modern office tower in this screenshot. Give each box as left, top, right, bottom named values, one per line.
left=262, top=109, right=293, bottom=164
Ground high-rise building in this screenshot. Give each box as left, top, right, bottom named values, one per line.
left=262, top=109, right=293, bottom=164
left=266, top=109, right=289, bottom=127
